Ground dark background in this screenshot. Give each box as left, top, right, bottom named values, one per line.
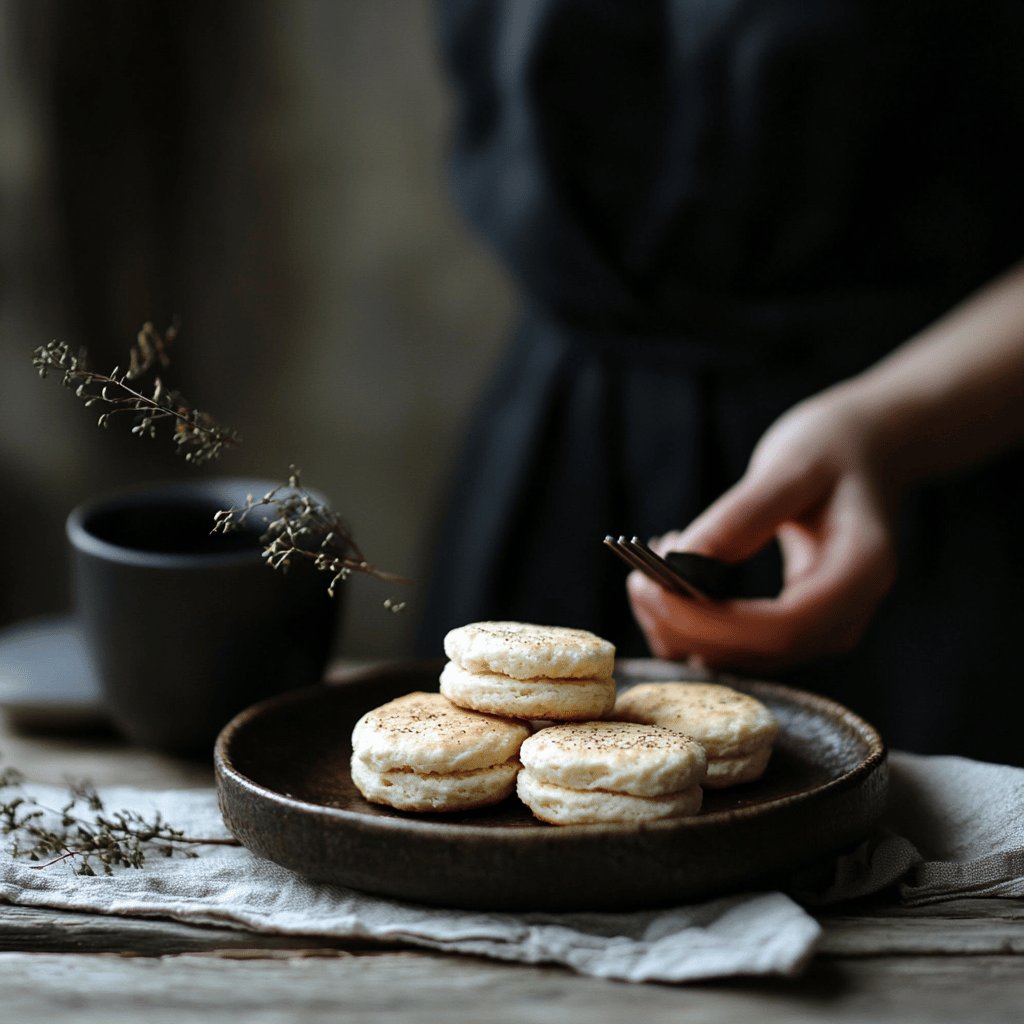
left=0, top=0, right=514, bottom=658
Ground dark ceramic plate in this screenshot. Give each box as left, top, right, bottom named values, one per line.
left=215, top=659, right=887, bottom=912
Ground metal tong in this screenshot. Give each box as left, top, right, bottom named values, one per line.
left=603, top=536, right=743, bottom=602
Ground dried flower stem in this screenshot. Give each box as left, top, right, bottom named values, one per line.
left=213, top=468, right=410, bottom=602
left=31, top=324, right=407, bottom=602
left=1, top=761, right=238, bottom=876
left=32, top=322, right=241, bottom=464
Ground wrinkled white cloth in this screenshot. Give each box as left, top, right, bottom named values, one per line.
left=0, top=786, right=818, bottom=982
left=790, top=751, right=1024, bottom=906
left=1, top=751, right=1021, bottom=983
left=868, top=750, right=1024, bottom=904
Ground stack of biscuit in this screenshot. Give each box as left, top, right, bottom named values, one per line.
left=614, top=682, right=778, bottom=788
left=349, top=619, right=778, bottom=822
left=350, top=620, right=619, bottom=815
left=350, top=691, right=530, bottom=812
left=516, top=721, right=707, bottom=825
left=440, top=621, right=617, bottom=722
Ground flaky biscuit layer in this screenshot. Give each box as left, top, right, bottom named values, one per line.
left=703, top=744, right=774, bottom=788
left=516, top=770, right=703, bottom=825
left=440, top=661, right=616, bottom=721
left=351, top=755, right=520, bottom=812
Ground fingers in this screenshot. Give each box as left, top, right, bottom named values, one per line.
left=773, top=477, right=897, bottom=627
left=668, top=463, right=829, bottom=563
left=628, top=478, right=897, bottom=671
left=628, top=570, right=810, bottom=671
left=632, top=393, right=900, bottom=671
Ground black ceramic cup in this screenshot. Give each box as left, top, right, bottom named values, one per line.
left=66, top=479, right=339, bottom=754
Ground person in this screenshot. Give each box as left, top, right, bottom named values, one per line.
left=418, top=1, right=1024, bottom=766
left=628, top=264, right=1024, bottom=673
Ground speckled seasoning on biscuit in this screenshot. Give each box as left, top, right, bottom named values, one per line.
left=441, top=621, right=617, bottom=721
left=516, top=721, right=705, bottom=825
left=444, top=621, right=615, bottom=681
left=350, top=691, right=529, bottom=812
left=440, top=661, right=616, bottom=721
left=614, top=682, right=778, bottom=788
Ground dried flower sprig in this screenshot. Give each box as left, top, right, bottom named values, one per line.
left=32, top=325, right=407, bottom=601
left=0, top=760, right=238, bottom=876
left=32, top=322, right=241, bottom=464
left=213, top=468, right=410, bottom=603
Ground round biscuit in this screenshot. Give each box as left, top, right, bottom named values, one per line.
left=351, top=755, right=519, bottom=812
left=703, top=743, right=774, bottom=788
left=444, top=621, right=615, bottom=680
left=517, top=769, right=703, bottom=825
left=439, top=661, right=616, bottom=721
left=351, top=691, right=529, bottom=773
left=614, top=682, right=778, bottom=758
left=518, top=721, right=707, bottom=797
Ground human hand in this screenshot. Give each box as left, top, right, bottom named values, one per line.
left=627, top=389, right=899, bottom=671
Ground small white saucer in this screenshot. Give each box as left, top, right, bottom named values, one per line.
left=0, top=615, right=109, bottom=731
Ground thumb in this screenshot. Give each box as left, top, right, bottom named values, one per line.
left=673, top=465, right=827, bottom=563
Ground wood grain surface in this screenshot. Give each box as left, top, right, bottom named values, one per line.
left=2, top=663, right=1022, bottom=1023
left=2, top=950, right=1023, bottom=1024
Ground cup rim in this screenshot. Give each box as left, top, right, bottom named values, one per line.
left=66, top=477, right=318, bottom=570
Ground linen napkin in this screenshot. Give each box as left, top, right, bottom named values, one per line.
left=790, top=750, right=1024, bottom=905
left=0, top=784, right=818, bottom=983
left=862, top=750, right=1023, bottom=904
left=1, top=751, right=1021, bottom=983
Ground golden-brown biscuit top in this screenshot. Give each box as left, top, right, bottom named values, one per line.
left=614, top=682, right=778, bottom=758
left=351, top=691, right=529, bottom=773
left=519, top=720, right=706, bottom=797
left=444, top=621, right=615, bottom=680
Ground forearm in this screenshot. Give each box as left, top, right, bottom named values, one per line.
left=832, top=260, right=1024, bottom=486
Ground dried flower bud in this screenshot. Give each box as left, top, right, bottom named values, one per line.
left=33, top=324, right=240, bottom=463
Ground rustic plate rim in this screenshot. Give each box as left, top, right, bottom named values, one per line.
left=214, top=660, right=887, bottom=841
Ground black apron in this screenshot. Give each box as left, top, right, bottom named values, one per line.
left=418, top=0, right=1024, bottom=765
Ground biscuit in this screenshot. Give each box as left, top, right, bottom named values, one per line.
left=439, top=661, right=616, bottom=721
left=614, top=682, right=778, bottom=788
left=516, top=771, right=703, bottom=825
left=519, top=720, right=706, bottom=796
left=516, top=721, right=705, bottom=825
left=351, top=756, right=520, bottom=813
left=351, top=691, right=529, bottom=773
left=704, top=745, right=774, bottom=787
left=350, top=692, right=529, bottom=813
left=444, top=621, right=615, bottom=681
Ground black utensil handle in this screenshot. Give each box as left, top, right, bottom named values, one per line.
left=663, top=551, right=745, bottom=602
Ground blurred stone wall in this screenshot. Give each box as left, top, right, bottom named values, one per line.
left=0, top=0, right=514, bottom=657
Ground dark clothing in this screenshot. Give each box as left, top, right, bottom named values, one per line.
left=419, top=0, right=1024, bottom=765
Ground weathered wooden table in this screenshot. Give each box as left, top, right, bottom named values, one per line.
left=1, top=696, right=1021, bottom=1023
